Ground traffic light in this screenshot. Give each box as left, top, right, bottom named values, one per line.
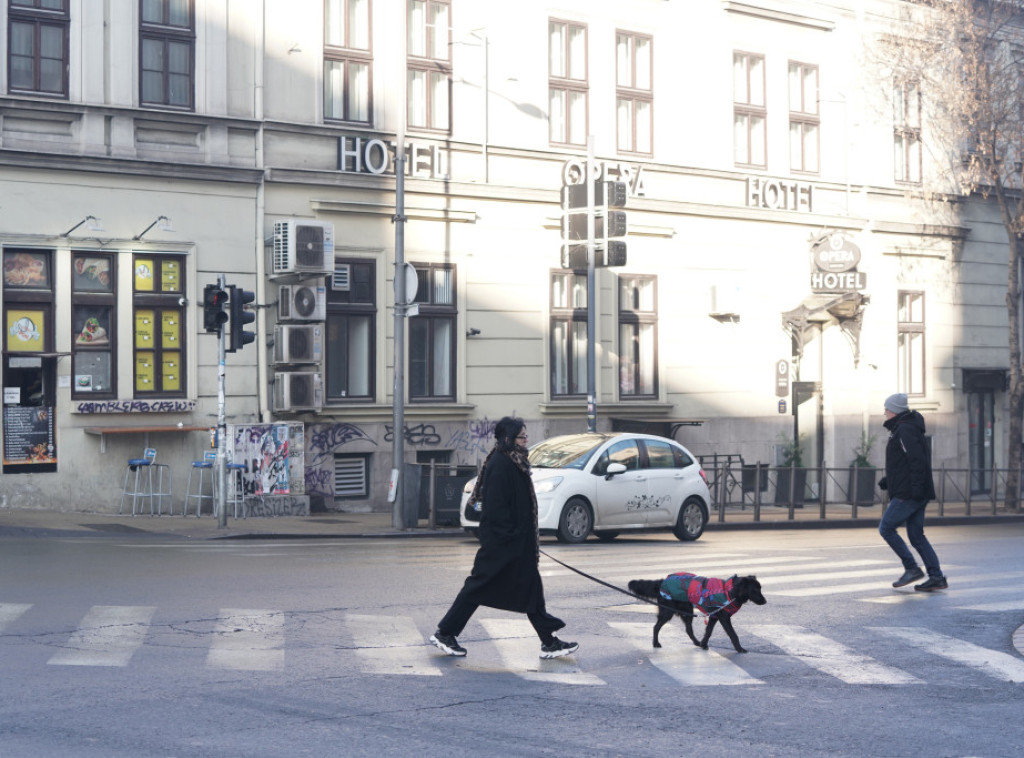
left=598, top=181, right=627, bottom=267
left=203, top=284, right=229, bottom=333
left=227, top=285, right=256, bottom=352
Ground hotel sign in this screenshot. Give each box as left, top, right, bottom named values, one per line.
left=338, top=136, right=448, bottom=179
left=810, top=232, right=866, bottom=292
left=747, top=177, right=814, bottom=212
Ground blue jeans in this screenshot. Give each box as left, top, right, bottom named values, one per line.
left=878, top=497, right=943, bottom=578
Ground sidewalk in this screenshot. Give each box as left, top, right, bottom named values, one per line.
left=1, top=501, right=1022, bottom=540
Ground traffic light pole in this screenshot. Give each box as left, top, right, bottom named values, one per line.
left=216, top=273, right=228, bottom=529
left=586, top=137, right=597, bottom=433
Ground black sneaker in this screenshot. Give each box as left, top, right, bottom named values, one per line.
left=914, top=576, right=948, bottom=592
left=892, top=567, right=925, bottom=588
left=430, top=631, right=467, bottom=657
left=540, top=637, right=579, bottom=659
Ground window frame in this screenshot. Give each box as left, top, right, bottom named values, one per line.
left=733, top=51, right=766, bottom=169
left=131, top=253, right=186, bottom=398
left=615, top=30, right=653, bottom=156
left=897, top=290, right=926, bottom=397
left=325, top=257, right=376, bottom=403
left=550, top=269, right=588, bottom=398
left=618, top=273, right=658, bottom=399
left=406, top=0, right=451, bottom=133
left=408, top=262, right=456, bottom=402
left=548, top=18, right=588, bottom=147
left=788, top=60, right=820, bottom=174
left=894, top=79, right=922, bottom=184
left=7, top=0, right=69, bottom=98
left=2, top=247, right=55, bottom=354
left=138, top=0, right=196, bottom=111
left=323, top=0, right=373, bottom=124
left=71, top=251, right=118, bottom=399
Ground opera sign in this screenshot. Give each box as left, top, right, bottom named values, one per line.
left=810, top=232, right=866, bottom=292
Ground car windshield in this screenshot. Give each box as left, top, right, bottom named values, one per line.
left=529, top=434, right=609, bottom=470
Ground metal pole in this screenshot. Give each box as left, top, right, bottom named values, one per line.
left=392, top=133, right=407, bottom=529
left=216, top=273, right=228, bottom=529
left=586, top=137, right=597, bottom=433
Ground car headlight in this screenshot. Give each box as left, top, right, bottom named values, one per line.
left=533, top=476, right=563, bottom=494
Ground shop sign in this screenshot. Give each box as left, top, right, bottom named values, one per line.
left=338, top=136, right=448, bottom=179
left=810, top=232, right=866, bottom=292
left=747, top=177, right=814, bottom=212
left=775, top=359, right=790, bottom=397
left=561, top=158, right=646, bottom=197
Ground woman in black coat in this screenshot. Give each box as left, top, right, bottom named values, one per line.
left=431, top=416, right=578, bottom=659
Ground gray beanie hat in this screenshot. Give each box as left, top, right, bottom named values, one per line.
left=884, top=392, right=909, bottom=414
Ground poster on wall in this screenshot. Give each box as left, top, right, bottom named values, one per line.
left=230, top=424, right=290, bottom=496
left=3, top=405, right=56, bottom=468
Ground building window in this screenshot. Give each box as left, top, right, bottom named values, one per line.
left=407, top=0, right=450, bottom=132
left=71, top=253, right=116, bottom=398
left=325, top=259, right=375, bottom=402
left=549, top=19, right=587, bottom=146
left=619, top=274, right=657, bottom=398
left=3, top=248, right=54, bottom=354
left=550, top=270, right=588, bottom=397
left=894, top=80, right=922, bottom=184
left=334, top=453, right=370, bottom=498
left=324, top=0, right=372, bottom=123
left=139, top=0, right=195, bottom=109
left=132, top=254, right=185, bottom=396
left=409, top=263, right=455, bottom=401
left=616, top=31, right=652, bottom=155
left=733, top=51, right=766, bottom=168
left=788, top=61, right=819, bottom=173
left=898, top=291, right=925, bottom=396
left=7, top=0, right=69, bottom=97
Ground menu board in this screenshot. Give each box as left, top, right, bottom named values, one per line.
left=135, top=310, right=154, bottom=349
left=135, top=353, right=155, bottom=390
left=2, top=406, right=56, bottom=465
left=161, top=260, right=180, bottom=292
left=162, top=354, right=180, bottom=392
left=161, top=311, right=179, bottom=348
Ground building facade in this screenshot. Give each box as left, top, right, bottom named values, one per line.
left=0, top=0, right=1010, bottom=513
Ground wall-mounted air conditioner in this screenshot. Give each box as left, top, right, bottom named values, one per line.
left=278, top=284, right=326, bottom=321
left=272, top=219, right=334, bottom=275
left=273, top=372, right=323, bottom=412
left=273, top=324, right=323, bottom=364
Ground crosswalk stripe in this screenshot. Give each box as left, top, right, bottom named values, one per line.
left=47, top=606, right=155, bottom=667
left=0, top=603, right=32, bottom=632
left=870, top=627, right=1024, bottom=682
left=477, top=619, right=604, bottom=686
left=206, top=609, right=285, bottom=671
left=745, top=625, right=921, bottom=684
left=540, top=554, right=823, bottom=579
left=956, top=599, right=1024, bottom=612
left=347, top=614, right=441, bottom=676
left=609, top=621, right=763, bottom=686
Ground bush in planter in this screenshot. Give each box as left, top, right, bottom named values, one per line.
left=775, top=433, right=807, bottom=506
left=848, top=431, right=877, bottom=505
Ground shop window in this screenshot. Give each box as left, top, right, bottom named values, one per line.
left=894, top=80, right=922, bottom=184
left=734, top=51, right=766, bottom=168
left=140, top=0, right=195, bottom=109
left=7, top=0, right=69, bottom=97
left=132, top=254, right=185, bottom=396
left=326, top=258, right=376, bottom=402
left=615, top=31, right=652, bottom=155
left=550, top=270, right=588, bottom=397
left=407, top=0, right=451, bottom=132
left=789, top=60, right=819, bottom=174
left=409, top=263, right=455, bottom=401
left=897, top=290, right=925, bottom=396
left=618, top=274, right=657, bottom=398
left=71, top=252, right=116, bottom=398
left=324, top=0, right=372, bottom=123
left=549, top=19, right=588, bottom=146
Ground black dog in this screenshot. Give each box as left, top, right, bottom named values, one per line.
left=628, top=572, right=766, bottom=653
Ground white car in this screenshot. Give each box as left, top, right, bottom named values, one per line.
left=460, top=432, right=711, bottom=543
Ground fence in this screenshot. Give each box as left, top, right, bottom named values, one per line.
left=700, top=460, right=1024, bottom=523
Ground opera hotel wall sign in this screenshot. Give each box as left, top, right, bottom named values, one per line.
left=810, top=232, right=866, bottom=293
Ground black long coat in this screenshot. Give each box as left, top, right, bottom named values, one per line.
left=883, top=410, right=937, bottom=502
left=457, top=452, right=548, bottom=613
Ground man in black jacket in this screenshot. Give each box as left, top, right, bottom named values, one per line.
left=878, top=393, right=948, bottom=591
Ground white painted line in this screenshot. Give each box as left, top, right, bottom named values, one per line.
left=206, top=609, right=285, bottom=671
left=347, top=614, right=440, bottom=676
left=956, top=599, right=1024, bottom=612
left=541, top=554, right=821, bottom=579
left=745, top=625, right=921, bottom=685
left=47, top=606, right=155, bottom=667
left=609, top=621, right=763, bottom=686
left=479, top=618, right=603, bottom=686
left=0, top=603, right=32, bottom=632
left=871, top=627, right=1024, bottom=683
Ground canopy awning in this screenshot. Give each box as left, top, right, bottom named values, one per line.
left=781, top=292, right=869, bottom=366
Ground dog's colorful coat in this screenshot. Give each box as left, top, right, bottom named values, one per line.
left=659, top=572, right=738, bottom=617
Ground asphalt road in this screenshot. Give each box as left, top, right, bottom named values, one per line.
left=1, top=524, right=1023, bottom=757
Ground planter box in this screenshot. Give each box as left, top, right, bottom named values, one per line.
left=774, top=467, right=807, bottom=507
left=847, top=466, right=877, bottom=506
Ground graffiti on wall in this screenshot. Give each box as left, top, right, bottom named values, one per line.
left=75, top=399, right=196, bottom=414
left=446, top=417, right=496, bottom=460
left=384, top=423, right=441, bottom=446
left=308, top=422, right=375, bottom=466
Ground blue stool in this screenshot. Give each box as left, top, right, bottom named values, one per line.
left=185, top=460, right=215, bottom=517
left=119, top=448, right=170, bottom=516
left=225, top=463, right=248, bottom=519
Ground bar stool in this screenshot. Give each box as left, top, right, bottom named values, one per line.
left=119, top=448, right=170, bottom=517
left=225, top=462, right=248, bottom=519
left=184, top=460, right=215, bottom=517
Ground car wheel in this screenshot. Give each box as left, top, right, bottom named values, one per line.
left=594, top=531, right=620, bottom=542
left=556, top=498, right=593, bottom=544
left=673, top=498, right=707, bottom=541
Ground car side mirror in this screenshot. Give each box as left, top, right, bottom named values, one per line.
left=605, top=462, right=627, bottom=480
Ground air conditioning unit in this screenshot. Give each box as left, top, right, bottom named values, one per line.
left=272, top=220, right=335, bottom=275
left=279, top=284, right=326, bottom=321
left=273, top=324, right=323, bottom=364
left=273, top=372, right=323, bottom=412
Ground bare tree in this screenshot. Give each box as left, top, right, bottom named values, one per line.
left=872, top=0, right=1024, bottom=511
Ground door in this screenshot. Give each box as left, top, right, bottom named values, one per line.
left=640, top=438, right=684, bottom=527
left=2, top=355, right=57, bottom=473
left=968, top=391, right=994, bottom=494
left=793, top=381, right=822, bottom=501
left=590, top=438, right=647, bottom=528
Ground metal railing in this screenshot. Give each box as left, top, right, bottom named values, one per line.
left=700, top=461, right=1024, bottom=523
